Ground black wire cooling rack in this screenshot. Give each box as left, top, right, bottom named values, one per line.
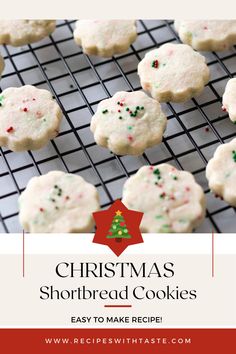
left=0, top=19, right=236, bottom=233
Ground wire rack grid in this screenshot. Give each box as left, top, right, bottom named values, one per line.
left=0, top=19, right=236, bottom=233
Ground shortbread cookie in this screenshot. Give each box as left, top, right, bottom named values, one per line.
left=206, top=138, right=236, bottom=206
left=19, top=171, right=100, bottom=233
left=222, top=78, right=236, bottom=123
left=0, top=20, right=56, bottom=46
left=175, top=20, right=236, bottom=51
left=73, top=20, right=137, bottom=57
left=0, top=85, right=62, bottom=152
left=90, top=91, right=167, bottom=155
left=122, top=164, right=206, bottom=233
left=137, top=43, right=210, bottom=103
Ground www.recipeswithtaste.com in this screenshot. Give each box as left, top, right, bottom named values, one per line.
left=38, top=261, right=197, bottom=325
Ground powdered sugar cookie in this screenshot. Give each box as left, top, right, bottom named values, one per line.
left=206, top=138, right=236, bottom=206
left=90, top=91, right=167, bottom=156
left=19, top=171, right=100, bottom=233
left=73, top=20, right=137, bottom=57
left=222, top=78, right=236, bottom=123
left=0, top=85, right=62, bottom=152
left=122, top=164, right=206, bottom=233
left=137, top=43, right=210, bottom=103
left=0, top=20, right=56, bottom=46
left=175, top=20, right=236, bottom=51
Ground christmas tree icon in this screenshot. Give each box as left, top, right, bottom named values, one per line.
left=106, top=210, right=131, bottom=242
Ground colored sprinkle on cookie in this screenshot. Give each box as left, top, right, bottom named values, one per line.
left=232, top=150, right=236, bottom=162
left=152, top=60, right=159, bottom=69
left=6, top=126, right=14, bottom=133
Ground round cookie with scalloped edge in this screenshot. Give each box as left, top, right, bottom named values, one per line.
left=122, top=163, right=206, bottom=233
left=19, top=171, right=100, bottom=233
left=73, top=20, right=137, bottom=57
left=0, top=20, right=56, bottom=46
left=90, top=91, right=167, bottom=156
left=175, top=20, right=236, bottom=51
left=137, top=43, right=210, bottom=103
left=222, top=78, right=236, bottom=123
left=206, top=138, right=236, bottom=207
left=0, top=85, right=62, bottom=152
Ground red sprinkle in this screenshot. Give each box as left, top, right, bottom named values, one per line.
left=6, top=126, right=14, bottom=133
left=39, top=208, right=44, bottom=212
left=23, top=107, right=28, bottom=112
left=185, top=187, right=190, bottom=192
left=222, top=106, right=227, bottom=112
left=203, top=26, right=208, bottom=30
left=65, top=196, right=70, bottom=200
left=205, top=127, right=210, bottom=132
left=118, top=109, right=121, bottom=113
left=127, top=135, right=133, bottom=142
left=32, top=98, right=36, bottom=101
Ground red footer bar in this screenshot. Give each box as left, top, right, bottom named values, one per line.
left=0, top=329, right=235, bottom=353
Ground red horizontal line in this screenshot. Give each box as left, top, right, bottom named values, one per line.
left=104, top=305, right=132, bottom=308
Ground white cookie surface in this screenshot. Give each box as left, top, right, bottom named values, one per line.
left=138, top=43, right=210, bottom=103
left=222, top=78, right=236, bottom=123
left=175, top=20, right=236, bottom=51
left=90, top=91, right=167, bottom=155
left=122, top=164, right=206, bottom=233
left=0, top=20, right=56, bottom=46
left=19, top=171, right=100, bottom=233
left=206, top=138, right=236, bottom=206
left=73, top=20, right=137, bottom=57
left=0, top=85, right=62, bottom=152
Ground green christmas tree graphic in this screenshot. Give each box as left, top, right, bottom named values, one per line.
left=106, top=210, right=131, bottom=242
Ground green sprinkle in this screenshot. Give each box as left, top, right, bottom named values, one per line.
left=172, top=175, right=178, bottom=180
left=127, top=126, right=133, bottom=130
left=155, top=215, right=163, bottom=219
left=153, top=168, right=160, bottom=175
left=136, top=106, right=140, bottom=110
left=232, top=150, right=236, bottom=162
left=119, top=116, right=123, bottom=120
left=102, top=109, right=108, bottom=114
left=126, top=107, right=129, bottom=111
left=141, top=106, right=144, bottom=110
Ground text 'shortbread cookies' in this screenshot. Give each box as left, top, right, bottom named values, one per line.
left=0, top=20, right=56, bottom=46
left=19, top=171, right=100, bottom=233
left=0, top=85, right=62, bottom=152
left=175, top=20, right=236, bottom=51
left=137, top=43, right=210, bottom=103
left=222, top=78, right=236, bottom=123
left=90, top=91, right=167, bottom=156
left=206, top=138, right=236, bottom=207
left=122, top=164, right=206, bottom=233
left=73, top=20, right=137, bottom=57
